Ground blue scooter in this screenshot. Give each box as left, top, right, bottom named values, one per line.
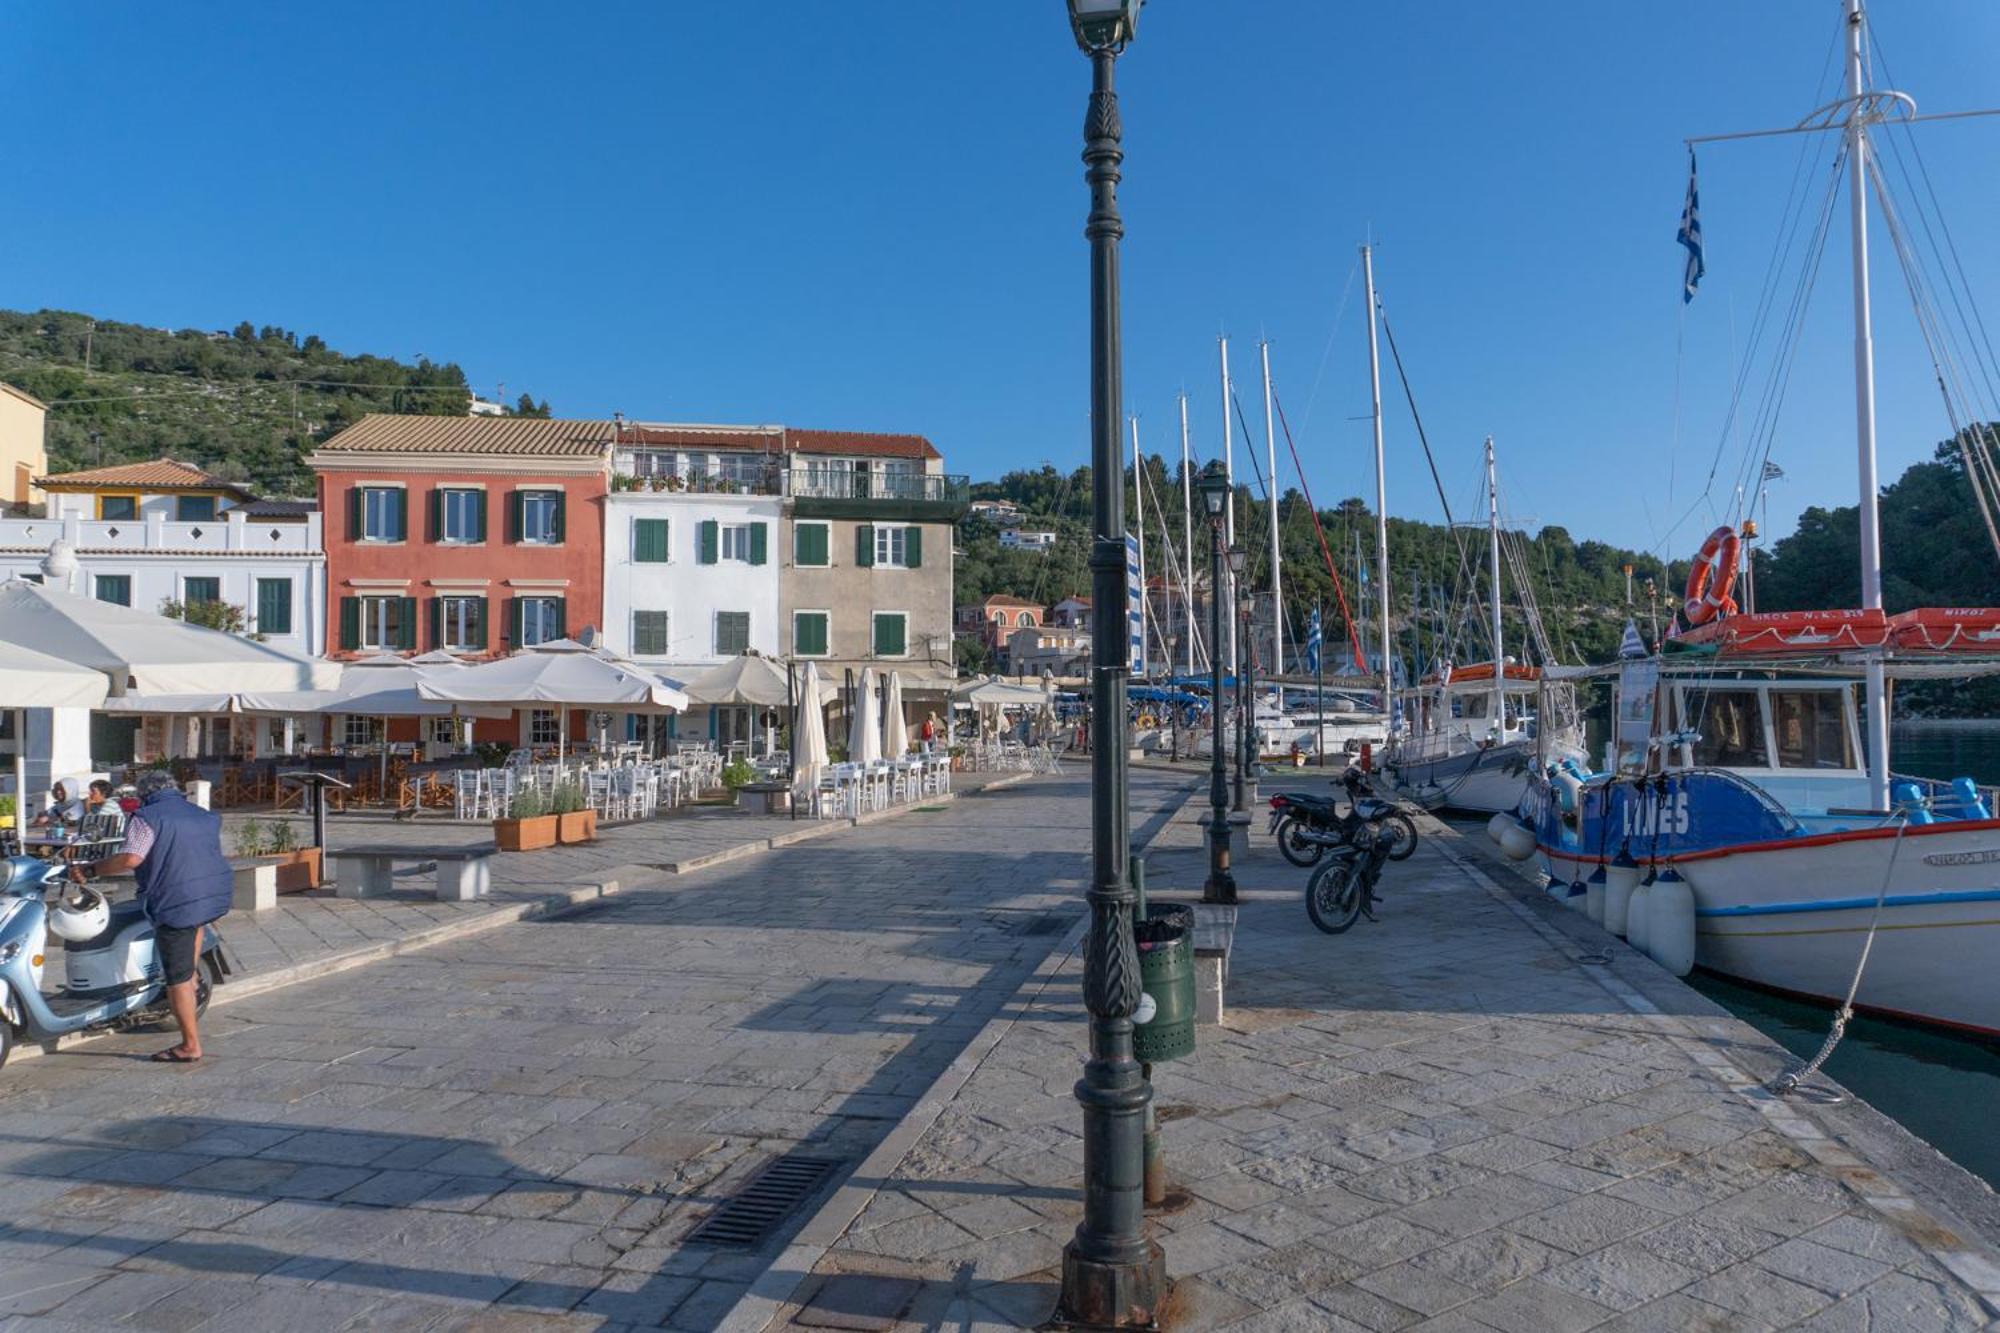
left=0, top=855, right=231, bottom=1069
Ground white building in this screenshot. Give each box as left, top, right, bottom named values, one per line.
left=0, top=460, right=325, bottom=657
left=601, top=485, right=783, bottom=673
left=999, top=528, right=1058, bottom=551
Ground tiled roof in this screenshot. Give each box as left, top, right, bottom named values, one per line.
left=785, top=428, right=940, bottom=461
left=238, top=498, right=318, bottom=518
left=972, top=594, right=1043, bottom=608
left=312, top=414, right=615, bottom=458
left=37, top=458, right=249, bottom=492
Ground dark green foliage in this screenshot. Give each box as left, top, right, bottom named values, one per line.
left=0, top=308, right=549, bottom=496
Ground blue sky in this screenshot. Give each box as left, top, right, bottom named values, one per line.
left=6, top=2, right=1999, bottom=562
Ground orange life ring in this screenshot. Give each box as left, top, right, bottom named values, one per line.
left=1683, top=525, right=1741, bottom=626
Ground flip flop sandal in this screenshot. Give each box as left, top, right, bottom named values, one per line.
left=150, top=1049, right=201, bottom=1064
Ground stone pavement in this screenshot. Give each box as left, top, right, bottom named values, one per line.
left=772, top=795, right=2000, bottom=1330
left=0, top=768, right=1195, bottom=1330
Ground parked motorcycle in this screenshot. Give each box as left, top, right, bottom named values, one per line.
left=1268, top=767, right=1418, bottom=868
left=0, top=855, right=231, bottom=1069
left=1304, top=819, right=1399, bottom=935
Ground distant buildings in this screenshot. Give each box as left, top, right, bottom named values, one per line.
left=998, top=528, right=1057, bottom=552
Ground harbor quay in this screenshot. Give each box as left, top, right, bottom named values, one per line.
left=746, top=788, right=2000, bottom=1331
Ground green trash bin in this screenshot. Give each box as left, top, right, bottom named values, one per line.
left=1133, top=903, right=1196, bottom=1063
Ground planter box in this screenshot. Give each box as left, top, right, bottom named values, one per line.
left=557, top=809, right=597, bottom=844
left=495, top=814, right=558, bottom=851
left=271, top=846, right=321, bottom=892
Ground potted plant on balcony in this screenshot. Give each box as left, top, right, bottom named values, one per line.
left=494, top=787, right=557, bottom=852
left=553, top=780, right=597, bottom=844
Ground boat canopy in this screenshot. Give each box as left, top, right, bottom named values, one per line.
left=1417, top=662, right=1543, bottom=688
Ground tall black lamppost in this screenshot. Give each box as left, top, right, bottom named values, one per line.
left=1059, top=0, right=1163, bottom=1326
left=1198, top=463, right=1235, bottom=904
left=1228, top=544, right=1249, bottom=813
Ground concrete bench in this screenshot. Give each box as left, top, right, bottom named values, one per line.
left=737, top=782, right=793, bottom=816
left=332, top=844, right=496, bottom=902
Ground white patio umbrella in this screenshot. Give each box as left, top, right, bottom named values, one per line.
left=0, top=639, right=110, bottom=823
left=0, top=578, right=337, bottom=696
left=848, top=666, right=881, bottom=764
left=418, top=637, right=689, bottom=756
left=883, top=671, right=908, bottom=758
left=796, top=661, right=829, bottom=772
left=240, top=654, right=506, bottom=791
left=682, top=654, right=795, bottom=708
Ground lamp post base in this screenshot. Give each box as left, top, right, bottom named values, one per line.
left=1054, top=1241, right=1167, bottom=1329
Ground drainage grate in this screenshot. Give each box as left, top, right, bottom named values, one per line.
left=684, top=1153, right=842, bottom=1249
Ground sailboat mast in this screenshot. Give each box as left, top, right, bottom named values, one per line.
left=1845, top=0, right=1891, bottom=808
left=1179, top=392, right=1195, bottom=676
left=1131, top=414, right=1148, bottom=680
left=1485, top=437, right=1505, bottom=736
left=1260, top=340, right=1284, bottom=675
left=1362, top=245, right=1393, bottom=704
left=1219, top=336, right=1237, bottom=675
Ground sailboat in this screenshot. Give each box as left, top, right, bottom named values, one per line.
left=1386, top=439, right=1585, bottom=812
left=1522, top=0, right=2000, bottom=1036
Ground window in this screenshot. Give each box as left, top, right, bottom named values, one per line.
left=438, top=488, right=485, bottom=544
left=176, top=495, right=217, bottom=522
left=516, top=490, right=562, bottom=544
left=98, top=495, right=137, bottom=521
left=715, top=611, right=750, bottom=656
left=94, top=574, right=131, bottom=606
left=633, top=518, right=670, bottom=564
left=633, top=610, right=670, bottom=656
left=183, top=577, right=221, bottom=605
left=353, top=595, right=411, bottom=651
left=794, top=611, right=829, bottom=657
left=793, top=522, right=830, bottom=567
left=874, top=525, right=907, bottom=567
left=991, top=610, right=1006, bottom=624
left=861, top=524, right=922, bottom=569
left=256, top=578, right=292, bottom=635
left=1690, top=690, right=1768, bottom=768
left=716, top=452, right=770, bottom=487
left=516, top=597, right=563, bottom=646
left=721, top=524, right=753, bottom=561
left=1017, top=612, right=1033, bottom=627
left=437, top=596, right=486, bottom=651
left=1772, top=690, right=1855, bottom=770
left=354, top=485, right=406, bottom=542
left=428, top=716, right=459, bottom=745
left=529, top=709, right=561, bottom=746
left=873, top=612, right=908, bottom=658
left=344, top=715, right=380, bottom=748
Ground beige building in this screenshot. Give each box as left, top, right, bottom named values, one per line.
left=0, top=383, right=49, bottom=515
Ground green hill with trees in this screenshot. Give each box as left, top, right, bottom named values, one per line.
left=0, top=308, right=549, bottom=497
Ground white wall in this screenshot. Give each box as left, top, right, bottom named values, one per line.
left=602, top=492, right=782, bottom=669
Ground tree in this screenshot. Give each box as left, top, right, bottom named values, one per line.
left=159, top=597, right=254, bottom=637
left=510, top=393, right=552, bottom=418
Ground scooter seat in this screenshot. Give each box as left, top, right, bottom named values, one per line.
left=61, top=897, right=149, bottom=953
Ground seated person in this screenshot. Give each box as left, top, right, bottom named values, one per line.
left=30, top=778, right=87, bottom=829
left=79, top=780, right=126, bottom=838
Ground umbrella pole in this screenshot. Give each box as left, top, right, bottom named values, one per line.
left=11, top=708, right=25, bottom=838
left=787, top=662, right=798, bottom=823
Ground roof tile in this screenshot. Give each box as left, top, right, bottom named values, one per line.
left=38, top=458, right=247, bottom=492
left=312, top=414, right=615, bottom=458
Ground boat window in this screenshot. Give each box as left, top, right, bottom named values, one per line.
left=1690, top=689, right=1769, bottom=768
left=1772, top=690, right=1855, bottom=769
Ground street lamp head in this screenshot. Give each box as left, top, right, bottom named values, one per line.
left=1196, top=460, right=1230, bottom=517
left=1227, top=545, right=1247, bottom=577
left=1067, top=0, right=1141, bottom=53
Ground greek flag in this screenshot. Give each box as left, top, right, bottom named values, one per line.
left=1761, top=460, right=1785, bottom=481
left=1305, top=606, right=1323, bottom=675
left=1678, top=151, right=1705, bottom=303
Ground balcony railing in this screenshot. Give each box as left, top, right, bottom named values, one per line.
left=611, top=469, right=784, bottom=497
left=0, top=512, right=323, bottom=555
left=783, top=470, right=969, bottom=504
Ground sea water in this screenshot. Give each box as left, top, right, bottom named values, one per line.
left=1688, top=719, right=2000, bottom=1189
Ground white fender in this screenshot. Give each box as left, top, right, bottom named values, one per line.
left=1647, top=870, right=1696, bottom=978
left=1498, top=821, right=1537, bottom=861
left=1486, top=812, right=1512, bottom=845
left=1604, top=859, right=1641, bottom=937
left=1584, top=870, right=1606, bottom=925
left=1627, top=879, right=1654, bottom=956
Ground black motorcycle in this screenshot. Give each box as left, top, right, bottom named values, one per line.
left=1268, top=768, right=1418, bottom=868
left=1305, top=818, right=1398, bottom=934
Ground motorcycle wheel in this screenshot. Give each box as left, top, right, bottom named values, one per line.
left=1277, top=818, right=1326, bottom=868
left=1383, top=812, right=1420, bottom=862
left=0, top=1020, right=12, bottom=1070
left=1306, top=861, right=1365, bottom=935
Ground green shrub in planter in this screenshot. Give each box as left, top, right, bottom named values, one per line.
left=721, top=760, right=756, bottom=790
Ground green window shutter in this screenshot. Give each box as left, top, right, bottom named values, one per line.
left=698, top=519, right=718, bottom=565
left=508, top=596, right=523, bottom=647
left=507, top=491, right=524, bottom=543
left=346, top=487, right=361, bottom=541
left=749, top=522, right=768, bottom=566
left=795, top=523, right=828, bottom=567
left=391, top=489, right=408, bottom=542
left=553, top=597, right=566, bottom=641
left=855, top=523, right=874, bottom=568
left=427, top=488, right=442, bottom=542
left=474, top=492, right=489, bottom=543
left=429, top=596, right=442, bottom=650
left=551, top=492, right=566, bottom=542
left=904, top=526, right=922, bottom=569
left=257, top=579, right=292, bottom=635
left=874, top=614, right=905, bottom=657
left=472, top=596, right=489, bottom=649
left=796, top=612, right=827, bottom=656
left=634, top=519, right=668, bottom=563
left=397, top=596, right=418, bottom=649
left=339, top=596, right=360, bottom=650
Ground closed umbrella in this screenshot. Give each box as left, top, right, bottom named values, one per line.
left=883, top=671, right=908, bottom=758
left=797, top=661, right=829, bottom=771
left=848, top=666, right=881, bottom=764
left=0, top=639, right=109, bottom=826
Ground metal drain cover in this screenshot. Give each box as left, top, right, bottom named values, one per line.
left=686, top=1153, right=842, bottom=1250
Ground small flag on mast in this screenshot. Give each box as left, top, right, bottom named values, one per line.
left=1305, top=607, right=1323, bottom=675
left=1761, top=460, right=1785, bottom=481
left=1678, top=151, right=1705, bottom=303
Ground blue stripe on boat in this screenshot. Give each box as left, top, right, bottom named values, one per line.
left=1696, top=888, right=2000, bottom=918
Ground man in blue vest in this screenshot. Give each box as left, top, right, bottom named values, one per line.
left=74, top=770, right=232, bottom=1063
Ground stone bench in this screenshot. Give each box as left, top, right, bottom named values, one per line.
left=332, top=844, right=496, bottom=902
left=737, top=782, right=793, bottom=816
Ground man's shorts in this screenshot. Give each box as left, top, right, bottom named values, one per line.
left=155, top=923, right=206, bottom=987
